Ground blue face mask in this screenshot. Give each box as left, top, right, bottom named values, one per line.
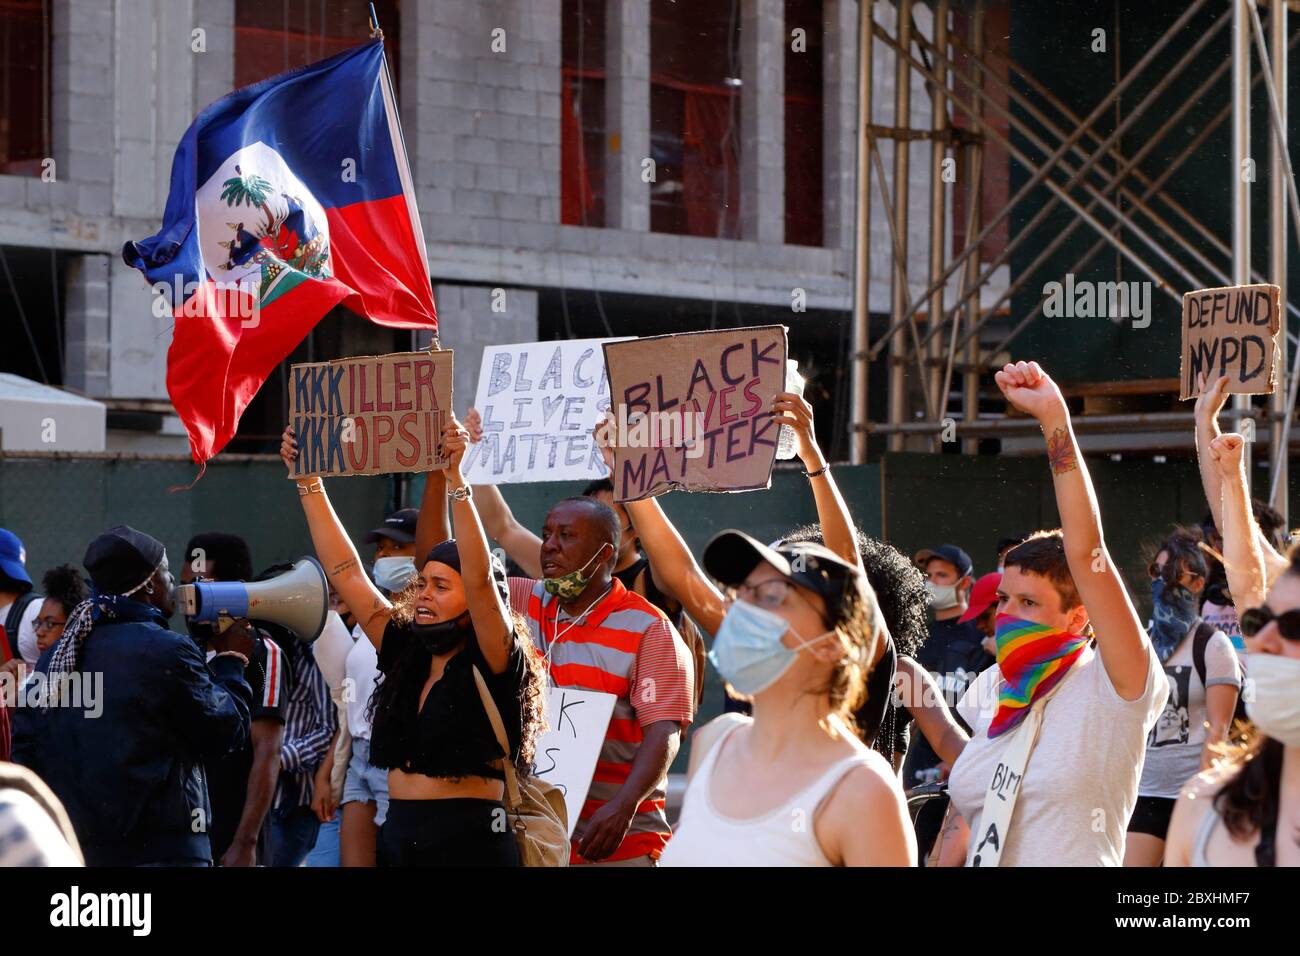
left=373, top=556, right=417, bottom=594
left=1149, top=576, right=1197, bottom=663
left=708, top=599, right=831, bottom=697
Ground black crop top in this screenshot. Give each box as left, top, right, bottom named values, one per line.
left=369, top=620, right=530, bottom=781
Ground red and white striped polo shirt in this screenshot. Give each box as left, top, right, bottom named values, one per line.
left=509, top=576, right=695, bottom=863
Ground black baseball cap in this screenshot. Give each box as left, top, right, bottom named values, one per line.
left=914, top=544, right=974, bottom=578
left=364, top=508, right=418, bottom=545
left=703, top=529, right=864, bottom=621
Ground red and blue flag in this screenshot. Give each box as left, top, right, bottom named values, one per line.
left=123, top=39, right=436, bottom=467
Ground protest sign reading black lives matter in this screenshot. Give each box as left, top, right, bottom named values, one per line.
left=287, top=350, right=453, bottom=477
left=461, top=337, right=630, bottom=484
left=1180, top=284, right=1281, bottom=400
left=602, top=326, right=787, bottom=502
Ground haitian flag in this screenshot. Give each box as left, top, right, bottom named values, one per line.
left=122, top=39, right=436, bottom=467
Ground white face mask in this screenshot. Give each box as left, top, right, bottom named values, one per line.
left=373, top=556, right=417, bottom=594
left=925, top=580, right=961, bottom=611
left=1246, top=654, right=1300, bottom=747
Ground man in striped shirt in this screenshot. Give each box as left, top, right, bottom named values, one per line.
left=507, top=495, right=695, bottom=865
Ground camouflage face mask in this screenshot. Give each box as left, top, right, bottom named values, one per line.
left=542, top=544, right=611, bottom=600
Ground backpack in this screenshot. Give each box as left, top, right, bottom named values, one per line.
left=1190, top=620, right=1251, bottom=739
left=1, top=591, right=39, bottom=663
left=471, top=666, right=569, bottom=866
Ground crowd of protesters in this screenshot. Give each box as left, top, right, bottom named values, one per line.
left=0, top=362, right=1297, bottom=867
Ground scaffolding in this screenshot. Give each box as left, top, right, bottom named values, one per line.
left=849, top=0, right=1297, bottom=527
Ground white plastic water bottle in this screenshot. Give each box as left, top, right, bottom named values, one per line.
left=776, top=359, right=805, bottom=460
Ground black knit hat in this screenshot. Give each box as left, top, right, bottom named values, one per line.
left=83, top=525, right=165, bottom=596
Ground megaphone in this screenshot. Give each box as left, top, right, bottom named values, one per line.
left=178, top=557, right=329, bottom=644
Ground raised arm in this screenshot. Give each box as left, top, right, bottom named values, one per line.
left=895, top=655, right=968, bottom=765
left=414, top=467, right=449, bottom=562
left=1207, top=433, right=1273, bottom=618
left=772, top=390, right=864, bottom=573
left=1196, top=374, right=1285, bottom=566
left=443, top=418, right=515, bottom=674
left=995, top=361, right=1149, bottom=700
left=593, top=417, right=726, bottom=635
left=280, top=425, right=392, bottom=649
left=464, top=407, right=543, bottom=577
left=1194, top=373, right=1231, bottom=535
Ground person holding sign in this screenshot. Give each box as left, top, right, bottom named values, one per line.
left=280, top=421, right=547, bottom=866
left=483, top=492, right=695, bottom=864
left=941, top=361, right=1168, bottom=866
left=596, top=393, right=912, bottom=865
left=461, top=406, right=708, bottom=708
left=658, top=529, right=914, bottom=867
left=1165, top=434, right=1300, bottom=867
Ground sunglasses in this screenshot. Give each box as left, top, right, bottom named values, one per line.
left=1239, top=605, right=1300, bottom=641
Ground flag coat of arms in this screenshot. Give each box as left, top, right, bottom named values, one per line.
left=123, top=39, right=436, bottom=466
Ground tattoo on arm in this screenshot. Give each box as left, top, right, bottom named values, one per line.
left=1045, top=427, right=1078, bottom=475
left=332, top=558, right=358, bottom=576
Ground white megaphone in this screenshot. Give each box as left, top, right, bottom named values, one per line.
left=178, top=557, right=329, bottom=644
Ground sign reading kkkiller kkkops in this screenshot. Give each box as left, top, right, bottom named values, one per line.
left=288, top=350, right=453, bottom=477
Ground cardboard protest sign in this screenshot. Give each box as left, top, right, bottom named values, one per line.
left=461, top=337, right=630, bottom=484
left=602, top=325, right=787, bottom=502
left=287, top=349, right=453, bottom=477
left=533, top=687, right=618, bottom=837
left=1180, top=284, right=1281, bottom=400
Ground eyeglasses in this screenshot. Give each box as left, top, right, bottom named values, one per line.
left=726, top=579, right=797, bottom=610
left=726, top=579, right=833, bottom=627
left=1240, top=605, right=1300, bottom=641
left=34, top=617, right=66, bottom=632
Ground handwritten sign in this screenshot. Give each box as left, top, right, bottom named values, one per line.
left=287, top=350, right=453, bottom=477
left=533, top=687, right=617, bottom=837
left=602, top=326, right=787, bottom=502
left=1180, top=284, right=1280, bottom=400
left=462, top=337, right=630, bottom=484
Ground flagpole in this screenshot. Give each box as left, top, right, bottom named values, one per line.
left=367, top=3, right=438, bottom=355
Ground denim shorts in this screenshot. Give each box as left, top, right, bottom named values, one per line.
left=343, top=737, right=391, bottom=826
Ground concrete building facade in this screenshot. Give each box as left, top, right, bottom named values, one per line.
left=0, top=0, right=1003, bottom=457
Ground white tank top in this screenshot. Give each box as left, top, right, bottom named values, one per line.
left=659, top=717, right=872, bottom=867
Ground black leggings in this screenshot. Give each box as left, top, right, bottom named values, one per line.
left=378, top=798, right=521, bottom=867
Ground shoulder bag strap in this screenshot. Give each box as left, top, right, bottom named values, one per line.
left=471, top=665, right=523, bottom=813
left=965, top=675, right=1069, bottom=867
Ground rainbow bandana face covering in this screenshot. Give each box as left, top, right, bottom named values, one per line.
left=988, top=613, right=1089, bottom=738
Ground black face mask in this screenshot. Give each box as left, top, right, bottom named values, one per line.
left=409, top=610, right=473, bottom=655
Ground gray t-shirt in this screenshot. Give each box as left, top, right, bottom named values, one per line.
left=948, top=641, right=1168, bottom=866
left=1139, top=628, right=1241, bottom=800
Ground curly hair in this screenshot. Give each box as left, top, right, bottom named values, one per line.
left=41, top=564, right=89, bottom=616
left=781, top=523, right=927, bottom=660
